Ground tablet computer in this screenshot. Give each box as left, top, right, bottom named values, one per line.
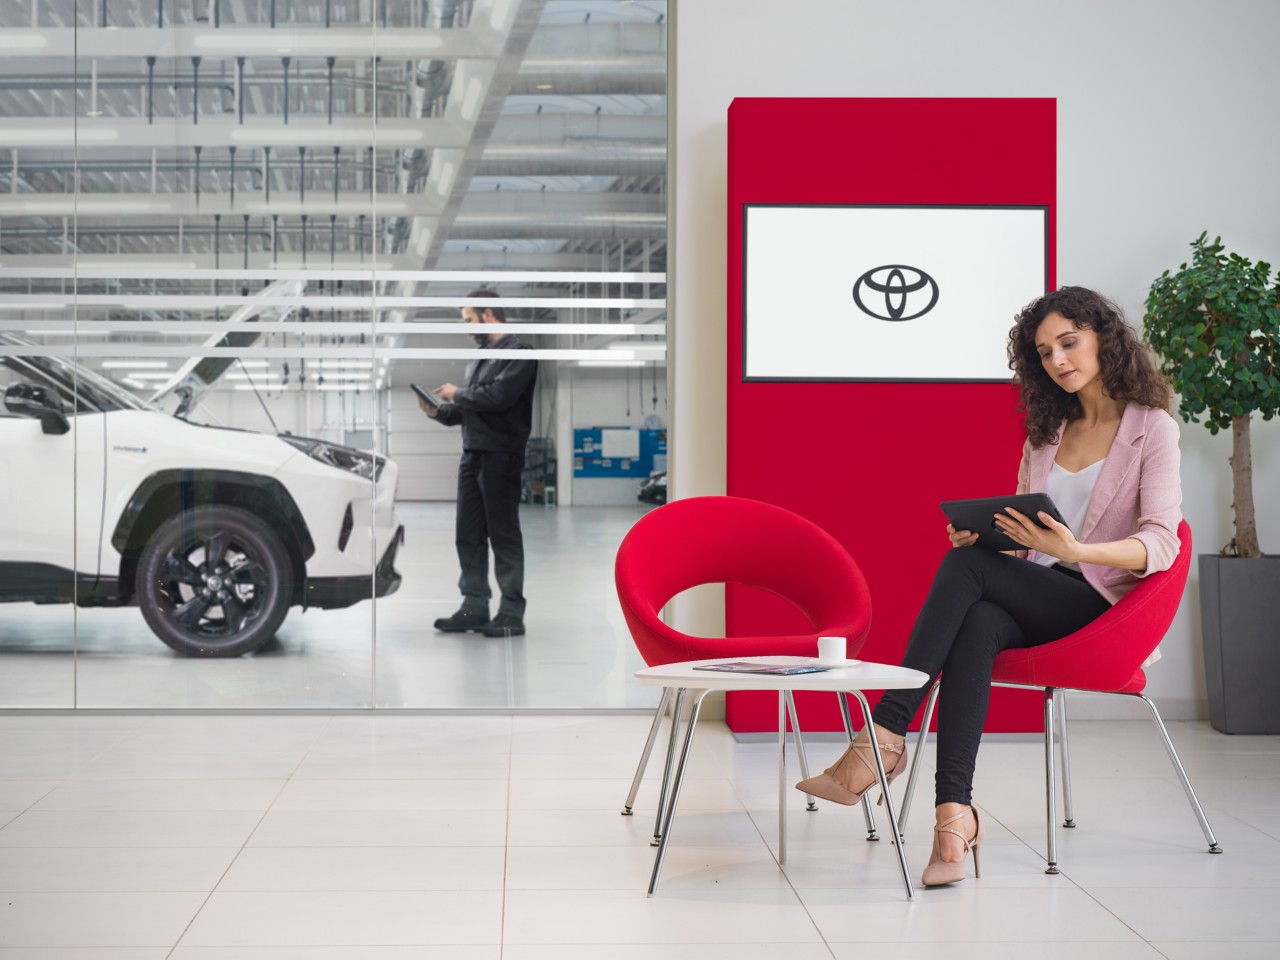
left=410, top=383, right=441, bottom=409
left=939, top=493, right=1067, bottom=552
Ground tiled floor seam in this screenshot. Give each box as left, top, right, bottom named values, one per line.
left=500, top=713, right=514, bottom=959
left=160, top=713, right=335, bottom=958
left=1072, top=876, right=1160, bottom=952
left=734, top=755, right=838, bottom=957
left=68, top=713, right=151, bottom=778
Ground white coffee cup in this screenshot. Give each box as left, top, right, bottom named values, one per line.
left=817, top=635, right=847, bottom=665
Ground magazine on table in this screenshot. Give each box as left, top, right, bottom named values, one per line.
left=693, top=661, right=832, bottom=676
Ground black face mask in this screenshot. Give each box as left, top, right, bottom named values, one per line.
left=469, top=332, right=488, bottom=347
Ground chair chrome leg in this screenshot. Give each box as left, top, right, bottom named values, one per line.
left=652, top=687, right=687, bottom=846
left=1136, top=693, right=1222, bottom=854
left=837, top=692, right=878, bottom=840
left=784, top=691, right=817, bottom=811
left=1043, top=688, right=1059, bottom=874
left=899, top=680, right=939, bottom=838
left=1056, top=688, right=1076, bottom=828
left=623, top=686, right=672, bottom=816
left=648, top=688, right=712, bottom=895
left=850, top=690, right=914, bottom=900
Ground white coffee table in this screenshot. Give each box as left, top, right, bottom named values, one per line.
left=635, top=655, right=930, bottom=899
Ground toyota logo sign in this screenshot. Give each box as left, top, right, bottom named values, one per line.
left=852, top=265, right=939, bottom=321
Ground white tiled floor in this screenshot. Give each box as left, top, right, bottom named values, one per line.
left=0, top=712, right=1276, bottom=958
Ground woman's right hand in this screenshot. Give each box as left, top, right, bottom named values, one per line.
left=947, top=523, right=978, bottom=548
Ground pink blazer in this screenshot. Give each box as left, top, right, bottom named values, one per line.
left=1016, top=402, right=1183, bottom=610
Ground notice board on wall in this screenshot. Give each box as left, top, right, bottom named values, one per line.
left=726, top=98, right=1056, bottom=734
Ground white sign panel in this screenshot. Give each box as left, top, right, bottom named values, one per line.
left=743, top=205, right=1048, bottom=381
left=601, top=428, right=640, bottom=459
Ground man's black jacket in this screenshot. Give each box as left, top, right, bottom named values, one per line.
left=435, top=332, right=537, bottom=453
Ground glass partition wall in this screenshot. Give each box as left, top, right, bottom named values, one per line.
left=0, top=0, right=668, bottom=708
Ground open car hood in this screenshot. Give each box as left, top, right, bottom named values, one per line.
left=149, top=278, right=306, bottom=417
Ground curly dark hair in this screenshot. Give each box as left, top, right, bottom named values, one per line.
left=1007, top=286, right=1172, bottom=447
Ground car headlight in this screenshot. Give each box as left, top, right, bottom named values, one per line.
left=280, top=435, right=384, bottom=481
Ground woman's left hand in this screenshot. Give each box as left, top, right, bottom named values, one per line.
left=994, top=508, right=1080, bottom=563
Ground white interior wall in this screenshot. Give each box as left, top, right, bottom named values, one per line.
left=388, top=360, right=467, bottom=501
left=566, top=365, right=668, bottom=431
left=671, top=0, right=1280, bottom=719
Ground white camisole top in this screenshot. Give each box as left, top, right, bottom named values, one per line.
left=1034, top=458, right=1106, bottom=572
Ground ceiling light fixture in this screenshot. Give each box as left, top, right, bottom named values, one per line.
left=436, top=162, right=456, bottom=196
left=460, top=78, right=483, bottom=121
left=0, top=35, right=49, bottom=52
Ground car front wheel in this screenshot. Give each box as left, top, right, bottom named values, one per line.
left=137, top=505, right=293, bottom=657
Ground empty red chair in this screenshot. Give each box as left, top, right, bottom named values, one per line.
left=899, top=521, right=1221, bottom=870
left=616, top=495, right=873, bottom=833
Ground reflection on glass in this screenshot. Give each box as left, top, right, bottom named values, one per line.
left=0, top=0, right=667, bottom=709
left=0, top=339, right=78, bottom=705
left=65, top=341, right=394, bottom=707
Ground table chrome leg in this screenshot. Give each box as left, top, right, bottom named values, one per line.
left=623, top=686, right=672, bottom=816
left=851, top=690, right=913, bottom=900
left=837, top=692, right=878, bottom=840
left=784, top=691, right=817, bottom=811
left=648, top=688, right=712, bottom=896
left=652, top=687, right=687, bottom=846
left=899, top=681, right=939, bottom=838
left=778, top=692, right=788, bottom=863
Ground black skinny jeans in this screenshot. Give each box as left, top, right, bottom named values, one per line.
left=872, top=548, right=1110, bottom=806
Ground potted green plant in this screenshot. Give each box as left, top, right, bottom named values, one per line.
left=1144, top=233, right=1280, bottom=733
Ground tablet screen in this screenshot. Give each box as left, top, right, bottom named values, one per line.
left=411, top=383, right=441, bottom=408
left=939, top=493, right=1065, bottom=552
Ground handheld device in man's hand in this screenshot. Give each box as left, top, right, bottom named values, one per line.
left=940, top=493, right=1067, bottom=552
left=411, top=383, right=441, bottom=409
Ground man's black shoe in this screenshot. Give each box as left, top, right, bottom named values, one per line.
left=479, top=614, right=525, bottom=637
left=434, top=609, right=491, bottom=633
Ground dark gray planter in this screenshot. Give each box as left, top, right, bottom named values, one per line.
left=1199, top=554, right=1280, bottom=734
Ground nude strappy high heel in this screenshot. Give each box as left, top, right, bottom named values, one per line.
left=794, top=737, right=907, bottom=806
left=921, top=805, right=984, bottom=886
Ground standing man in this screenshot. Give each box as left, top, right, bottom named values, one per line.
left=421, top=289, right=538, bottom=638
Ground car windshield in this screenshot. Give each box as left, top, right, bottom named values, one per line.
left=0, top=334, right=149, bottom=414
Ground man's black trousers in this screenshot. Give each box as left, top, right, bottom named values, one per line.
left=455, top=449, right=526, bottom=619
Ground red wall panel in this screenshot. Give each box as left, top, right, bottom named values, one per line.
left=725, top=98, right=1056, bottom=733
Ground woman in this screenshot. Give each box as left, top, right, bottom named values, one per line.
left=797, top=286, right=1181, bottom=886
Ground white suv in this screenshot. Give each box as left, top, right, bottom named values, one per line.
left=0, top=334, right=403, bottom=657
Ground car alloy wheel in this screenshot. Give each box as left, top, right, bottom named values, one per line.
left=137, top=505, right=292, bottom=656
